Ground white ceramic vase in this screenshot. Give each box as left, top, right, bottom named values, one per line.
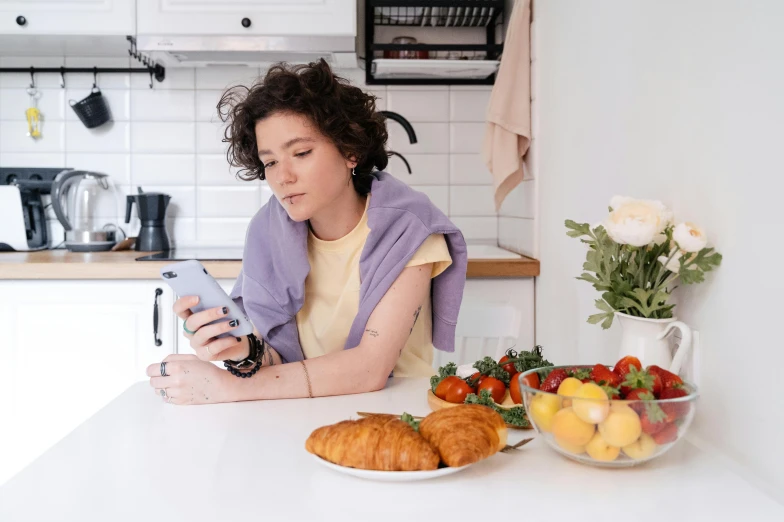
left=615, top=312, right=692, bottom=374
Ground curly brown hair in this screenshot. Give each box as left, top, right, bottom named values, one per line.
left=217, top=59, right=388, bottom=195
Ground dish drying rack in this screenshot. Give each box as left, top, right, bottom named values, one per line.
left=364, top=0, right=505, bottom=85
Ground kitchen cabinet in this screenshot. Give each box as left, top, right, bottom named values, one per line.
left=136, top=0, right=355, bottom=36
left=0, top=280, right=174, bottom=485
left=0, top=0, right=135, bottom=35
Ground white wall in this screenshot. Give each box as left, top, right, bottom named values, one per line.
left=535, top=0, right=784, bottom=500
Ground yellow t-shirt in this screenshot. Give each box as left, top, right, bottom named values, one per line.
left=296, top=198, right=452, bottom=377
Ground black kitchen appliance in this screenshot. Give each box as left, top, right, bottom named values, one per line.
left=0, top=167, right=67, bottom=251
left=125, top=188, right=172, bottom=252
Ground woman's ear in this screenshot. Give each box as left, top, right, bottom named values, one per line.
left=346, top=155, right=358, bottom=168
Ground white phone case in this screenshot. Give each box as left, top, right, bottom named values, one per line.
left=159, top=260, right=252, bottom=339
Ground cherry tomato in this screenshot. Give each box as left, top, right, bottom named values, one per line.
left=445, top=380, right=475, bottom=404
left=469, top=372, right=485, bottom=388
left=521, top=372, right=540, bottom=390
left=499, top=355, right=516, bottom=376
left=434, top=376, right=462, bottom=400
left=509, top=373, right=523, bottom=404
left=478, top=377, right=506, bottom=404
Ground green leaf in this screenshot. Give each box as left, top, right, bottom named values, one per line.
left=620, top=288, right=671, bottom=318
left=400, top=413, right=420, bottom=431
left=587, top=313, right=607, bottom=325
left=601, top=314, right=614, bottom=329
left=595, top=299, right=614, bottom=313
left=565, top=220, right=592, bottom=238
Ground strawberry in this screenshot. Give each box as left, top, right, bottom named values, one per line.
left=613, top=355, right=642, bottom=379
left=652, top=423, right=679, bottom=445
left=540, top=369, right=569, bottom=394
left=624, top=389, right=654, bottom=413
left=619, top=366, right=656, bottom=397
left=590, top=363, right=622, bottom=388
left=567, top=367, right=592, bottom=381
left=600, top=385, right=621, bottom=399
left=647, top=365, right=684, bottom=389
left=660, top=386, right=690, bottom=419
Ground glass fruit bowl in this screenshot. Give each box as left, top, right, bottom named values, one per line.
left=518, top=365, right=698, bottom=468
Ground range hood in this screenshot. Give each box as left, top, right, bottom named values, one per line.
left=136, top=35, right=357, bottom=68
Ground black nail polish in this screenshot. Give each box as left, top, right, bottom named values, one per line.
left=222, top=306, right=228, bottom=315
left=229, top=319, right=238, bottom=327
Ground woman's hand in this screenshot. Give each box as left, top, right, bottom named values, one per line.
left=174, top=295, right=250, bottom=362
left=147, top=354, right=236, bottom=405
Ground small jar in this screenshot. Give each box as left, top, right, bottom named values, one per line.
left=383, top=36, right=429, bottom=59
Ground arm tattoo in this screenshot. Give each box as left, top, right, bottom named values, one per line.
left=409, top=305, right=422, bottom=335
left=365, top=329, right=380, bottom=338
left=266, top=347, right=274, bottom=366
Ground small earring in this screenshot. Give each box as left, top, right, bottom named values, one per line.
left=351, top=167, right=356, bottom=176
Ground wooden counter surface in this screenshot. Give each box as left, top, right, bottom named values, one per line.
left=0, top=250, right=539, bottom=279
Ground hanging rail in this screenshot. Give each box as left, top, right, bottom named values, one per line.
left=0, top=65, right=166, bottom=88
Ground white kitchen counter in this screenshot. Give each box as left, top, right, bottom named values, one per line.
left=1, top=378, right=781, bottom=522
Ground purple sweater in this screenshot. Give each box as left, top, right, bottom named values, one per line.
left=230, top=171, right=467, bottom=364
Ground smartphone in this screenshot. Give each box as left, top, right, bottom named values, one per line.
left=160, top=259, right=253, bottom=339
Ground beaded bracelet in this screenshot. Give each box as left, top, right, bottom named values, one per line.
left=223, top=334, right=265, bottom=378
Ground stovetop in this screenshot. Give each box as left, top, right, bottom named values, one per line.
left=135, top=248, right=243, bottom=261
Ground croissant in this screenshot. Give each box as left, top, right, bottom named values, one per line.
left=306, top=415, right=440, bottom=471
left=419, top=405, right=508, bottom=467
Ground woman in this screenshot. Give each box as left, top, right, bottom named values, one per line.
left=147, top=60, right=467, bottom=404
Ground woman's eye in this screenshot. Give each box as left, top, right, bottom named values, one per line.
left=295, top=150, right=312, bottom=158
left=263, top=161, right=276, bottom=169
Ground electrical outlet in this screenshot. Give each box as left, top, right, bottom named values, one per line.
left=681, top=330, right=701, bottom=388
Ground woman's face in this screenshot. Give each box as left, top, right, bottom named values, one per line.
left=255, top=111, right=355, bottom=222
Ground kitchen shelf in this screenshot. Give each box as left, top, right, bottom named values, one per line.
left=364, top=0, right=505, bottom=85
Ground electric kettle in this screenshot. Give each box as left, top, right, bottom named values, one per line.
left=50, top=170, right=123, bottom=252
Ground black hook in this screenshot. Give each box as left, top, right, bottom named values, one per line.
left=60, top=66, right=66, bottom=88
left=29, top=67, right=35, bottom=89
left=149, top=69, right=154, bottom=89
left=92, top=67, right=98, bottom=89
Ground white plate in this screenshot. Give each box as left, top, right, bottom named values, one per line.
left=311, top=455, right=473, bottom=482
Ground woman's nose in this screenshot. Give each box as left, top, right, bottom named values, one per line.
left=276, top=163, right=296, bottom=186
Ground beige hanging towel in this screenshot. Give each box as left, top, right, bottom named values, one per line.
left=482, top=0, right=531, bottom=211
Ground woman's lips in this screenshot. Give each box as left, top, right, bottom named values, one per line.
left=284, top=194, right=304, bottom=205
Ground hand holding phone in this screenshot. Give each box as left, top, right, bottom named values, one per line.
left=161, top=260, right=253, bottom=361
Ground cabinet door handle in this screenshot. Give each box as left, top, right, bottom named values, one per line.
left=153, top=288, right=163, bottom=347
left=241, top=17, right=251, bottom=28
left=16, top=15, right=26, bottom=26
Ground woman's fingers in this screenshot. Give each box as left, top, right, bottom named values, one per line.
left=199, top=336, right=242, bottom=361
left=173, top=295, right=198, bottom=321
left=184, top=305, right=230, bottom=334
left=193, top=318, right=241, bottom=347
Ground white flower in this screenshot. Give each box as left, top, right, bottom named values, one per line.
left=658, top=250, right=683, bottom=273
left=673, top=222, right=707, bottom=252
left=604, top=196, right=673, bottom=247
left=456, top=364, right=476, bottom=379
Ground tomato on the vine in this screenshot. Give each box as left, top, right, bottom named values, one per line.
left=477, top=377, right=506, bottom=404
left=445, top=380, right=475, bottom=404
left=499, top=355, right=517, bottom=376
left=434, top=376, right=462, bottom=400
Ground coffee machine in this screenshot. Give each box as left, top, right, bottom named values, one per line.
left=0, top=167, right=65, bottom=251
left=125, top=188, right=171, bottom=252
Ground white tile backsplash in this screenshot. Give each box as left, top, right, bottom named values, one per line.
left=450, top=123, right=485, bottom=154
left=64, top=153, right=131, bottom=185
left=386, top=90, right=449, bottom=122
left=131, top=68, right=194, bottom=90
left=450, top=185, right=496, bottom=216
left=64, top=57, right=132, bottom=89
left=196, top=121, right=226, bottom=154
left=197, top=218, right=251, bottom=245
left=132, top=154, right=196, bottom=186
left=0, top=59, right=535, bottom=251
left=131, top=122, right=195, bottom=153
left=450, top=154, right=492, bottom=185
left=0, top=152, right=65, bottom=167
left=65, top=89, right=130, bottom=122
left=449, top=90, right=491, bottom=122
left=196, top=90, right=223, bottom=122
left=131, top=90, right=195, bottom=122
left=1, top=89, right=65, bottom=121
left=197, top=186, right=260, bottom=218
left=0, top=121, right=65, bottom=152
left=66, top=121, right=130, bottom=153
